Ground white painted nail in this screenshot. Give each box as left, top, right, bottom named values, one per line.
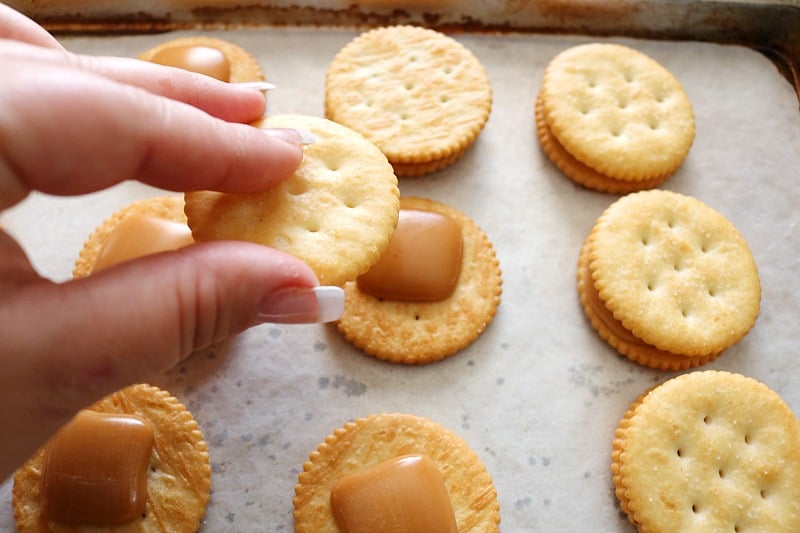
left=263, top=127, right=316, bottom=146
left=233, top=81, right=277, bottom=92
left=257, top=285, right=343, bottom=324
left=312, top=286, right=345, bottom=323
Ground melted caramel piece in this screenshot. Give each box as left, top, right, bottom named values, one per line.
left=357, top=210, right=463, bottom=301
left=148, top=45, right=231, bottom=82
left=330, top=454, right=458, bottom=533
left=94, top=214, right=193, bottom=272
left=40, top=410, right=154, bottom=526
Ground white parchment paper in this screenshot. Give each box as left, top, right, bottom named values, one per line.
left=1, top=27, right=799, bottom=532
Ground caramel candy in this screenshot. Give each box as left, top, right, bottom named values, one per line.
left=357, top=210, right=463, bottom=302
left=148, top=45, right=231, bottom=82
left=330, top=454, right=458, bottom=533
left=40, top=410, right=154, bottom=526
left=93, top=214, right=193, bottom=272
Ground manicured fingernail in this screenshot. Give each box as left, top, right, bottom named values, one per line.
left=257, top=286, right=344, bottom=324
left=233, top=81, right=277, bottom=92
left=263, top=128, right=316, bottom=146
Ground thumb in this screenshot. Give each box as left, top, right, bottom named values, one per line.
left=0, top=241, right=342, bottom=475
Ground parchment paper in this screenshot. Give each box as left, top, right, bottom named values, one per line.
left=1, top=27, right=799, bottom=532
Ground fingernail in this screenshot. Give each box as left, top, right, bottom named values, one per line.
left=233, top=81, right=277, bottom=92
left=257, top=286, right=344, bottom=324
left=263, top=128, right=316, bottom=146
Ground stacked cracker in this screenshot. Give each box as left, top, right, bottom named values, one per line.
left=536, top=43, right=695, bottom=193
left=325, top=25, right=492, bottom=177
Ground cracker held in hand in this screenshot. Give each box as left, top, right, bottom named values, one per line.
left=325, top=25, right=492, bottom=177
left=537, top=43, right=695, bottom=193
left=293, top=413, right=500, bottom=532
left=336, top=196, right=502, bottom=364
left=13, top=384, right=211, bottom=533
left=184, top=114, right=400, bottom=287
left=612, top=371, right=800, bottom=531
left=578, top=190, right=760, bottom=370
left=139, top=36, right=263, bottom=82
left=73, top=195, right=188, bottom=278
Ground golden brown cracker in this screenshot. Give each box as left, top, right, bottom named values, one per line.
left=577, top=235, right=717, bottom=371
left=138, top=36, right=263, bottom=82
left=184, top=114, right=400, bottom=287
left=73, top=195, right=187, bottom=279
left=13, top=384, right=211, bottom=533
left=612, top=371, right=800, bottom=531
left=538, top=43, right=694, bottom=189
left=579, top=190, right=760, bottom=368
left=336, top=196, right=502, bottom=364
left=293, top=413, right=500, bottom=532
left=325, top=25, right=492, bottom=176
left=535, top=95, right=667, bottom=193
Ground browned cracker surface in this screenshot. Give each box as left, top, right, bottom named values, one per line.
left=184, top=114, right=400, bottom=287
left=611, top=371, right=800, bottom=531
left=293, top=413, right=500, bottom=532
left=13, top=384, right=211, bottom=533
left=336, top=196, right=502, bottom=364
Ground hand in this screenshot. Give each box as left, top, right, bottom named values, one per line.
left=0, top=5, right=342, bottom=481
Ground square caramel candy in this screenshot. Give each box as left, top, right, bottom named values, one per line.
left=330, top=454, right=458, bottom=533
left=356, top=209, right=463, bottom=302
left=40, top=410, right=154, bottom=526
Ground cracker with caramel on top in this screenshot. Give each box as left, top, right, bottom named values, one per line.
left=293, top=413, right=500, bottom=532
left=336, top=196, right=502, bottom=364
left=73, top=195, right=188, bottom=278
left=138, top=36, right=263, bottom=82
left=13, top=384, right=211, bottom=533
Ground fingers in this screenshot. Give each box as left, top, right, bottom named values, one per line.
left=0, top=34, right=266, bottom=123
left=72, top=54, right=269, bottom=123
left=0, top=57, right=303, bottom=209
left=0, top=242, right=326, bottom=477
left=0, top=4, right=63, bottom=49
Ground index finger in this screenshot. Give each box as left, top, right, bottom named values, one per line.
left=0, top=58, right=303, bottom=209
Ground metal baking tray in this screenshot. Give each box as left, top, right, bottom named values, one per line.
left=8, top=0, right=800, bottom=99
left=1, top=2, right=799, bottom=531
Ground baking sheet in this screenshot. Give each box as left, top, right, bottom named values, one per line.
left=1, top=27, right=799, bottom=531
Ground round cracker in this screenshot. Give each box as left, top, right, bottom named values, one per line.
left=535, top=95, right=667, bottom=193
left=293, top=413, right=500, bottom=532
left=325, top=25, right=492, bottom=175
left=336, top=196, right=502, bottom=364
left=138, top=36, right=263, bottom=82
left=587, top=190, right=760, bottom=358
left=184, top=114, right=400, bottom=287
left=577, top=235, right=718, bottom=370
left=539, top=43, right=694, bottom=182
left=13, top=384, right=211, bottom=533
left=612, top=371, right=800, bottom=531
left=73, top=196, right=187, bottom=279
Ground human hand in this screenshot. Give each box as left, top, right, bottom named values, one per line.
left=0, top=5, right=343, bottom=480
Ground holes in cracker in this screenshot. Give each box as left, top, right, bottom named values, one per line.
left=622, top=69, right=635, bottom=83
left=338, top=190, right=360, bottom=209
left=305, top=219, right=321, bottom=233
left=287, top=180, right=309, bottom=196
